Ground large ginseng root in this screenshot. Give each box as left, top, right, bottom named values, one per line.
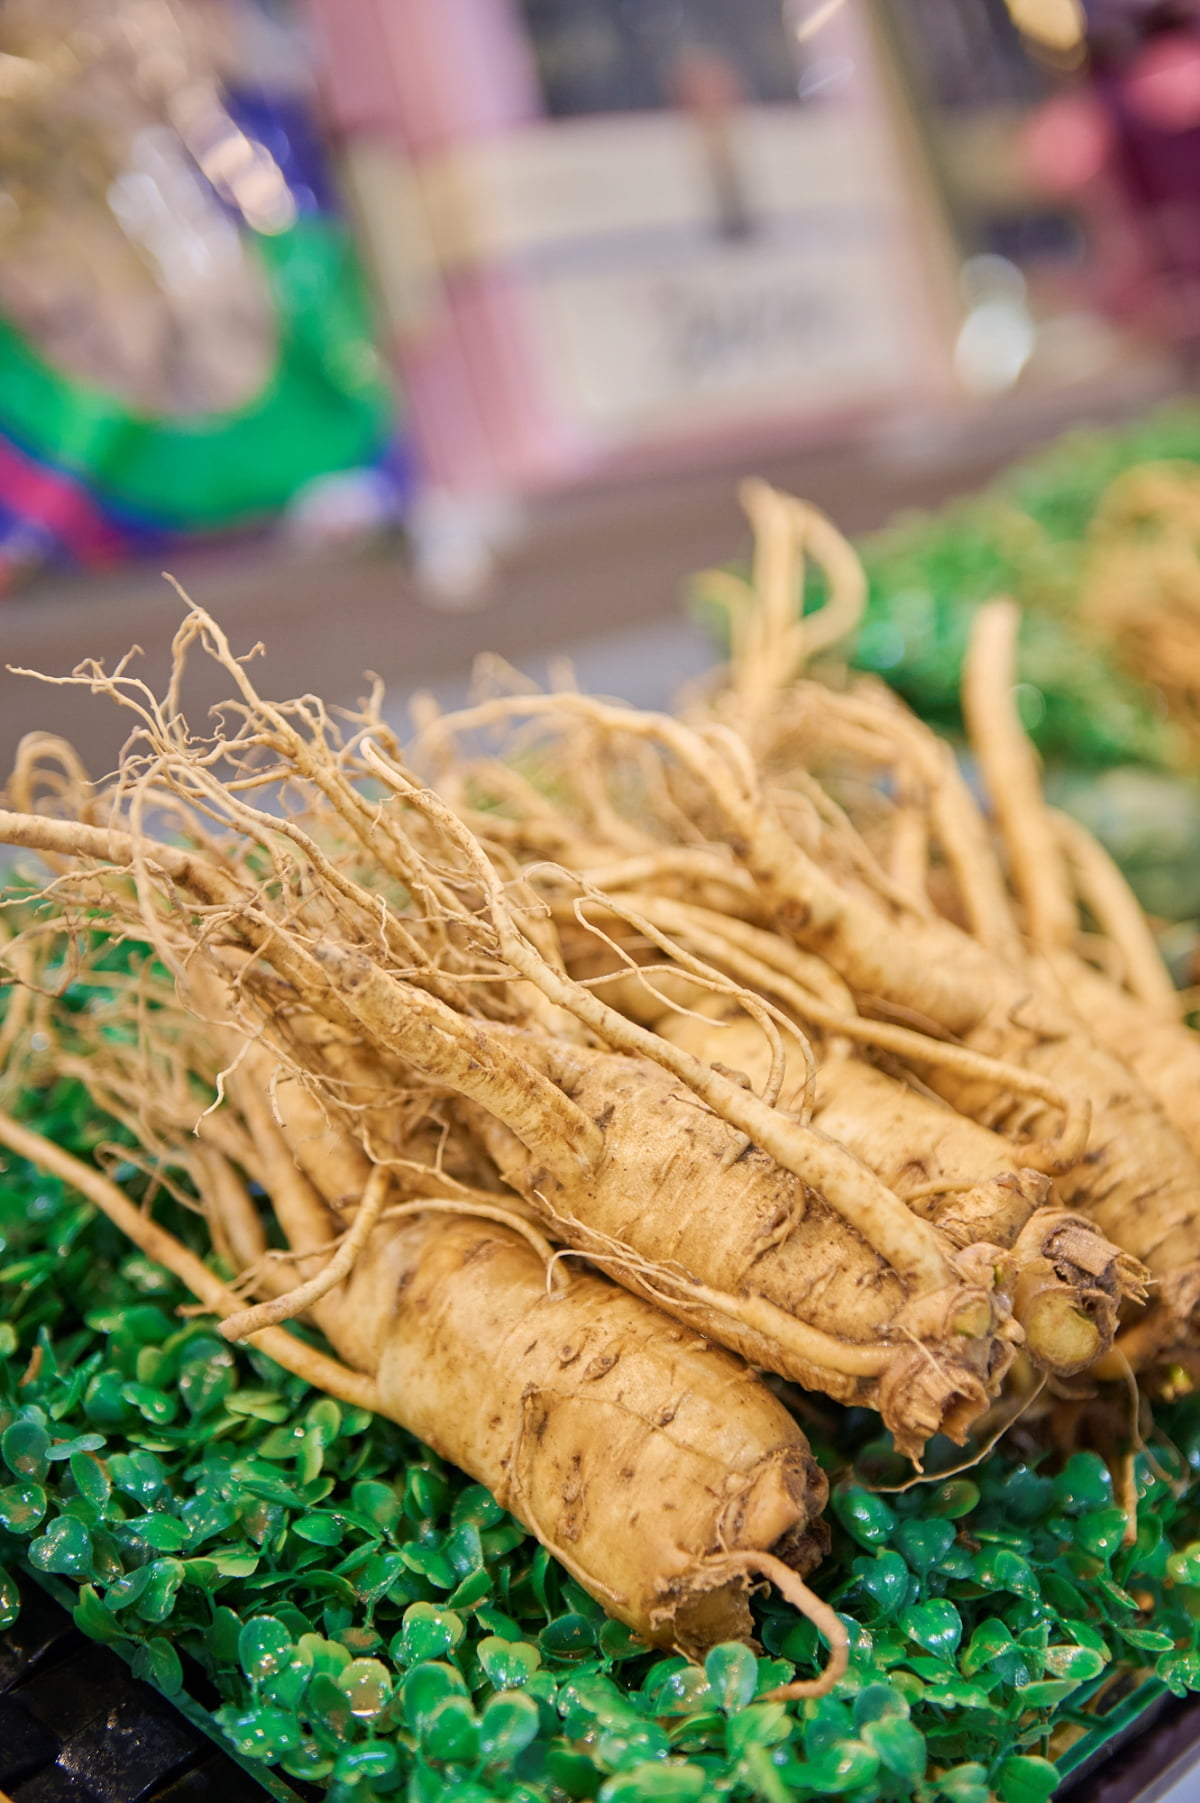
left=715, top=699, right=1200, bottom=1356
left=0, top=973, right=841, bottom=1678
left=684, top=499, right=1200, bottom=1359
left=540, top=895, right=1142, bottom=1380
left=0, top=613, right=1035, bottom=1463
left=1079, top=462, right=1200, bottom=756
left=412, top=542, right=1183, bottom=1355
left=960, top=598, right=1200, bottom=1368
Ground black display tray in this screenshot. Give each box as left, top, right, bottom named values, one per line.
left=0, top=1570, right=273, bottom=1803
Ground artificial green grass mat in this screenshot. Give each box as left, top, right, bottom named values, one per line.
left=3, top=1075, right=1200, bottom=1803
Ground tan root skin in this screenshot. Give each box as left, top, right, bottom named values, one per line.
left=357, top=1213, right=832, bottom=1658
left=454, top=1028, right=1019, bottom=1460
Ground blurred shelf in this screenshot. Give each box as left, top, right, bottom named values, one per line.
left=0, top=361, right=1181, bottom=777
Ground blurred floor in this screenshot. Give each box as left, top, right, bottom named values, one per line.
left=0, top=359, right=1181, bottom=776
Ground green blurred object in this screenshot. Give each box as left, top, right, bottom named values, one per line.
left=853, top=404, right=1200, bottom=773
left=692, top=402, right=1200, bottom=921
left=854, top=404, right=1200, bottom=921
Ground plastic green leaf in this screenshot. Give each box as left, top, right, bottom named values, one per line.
left=479, top=1690, right=540, bottom=1763
left=0, top=1481, right=47, bottom=1534
left=853, top=1684, right=908, bottom=1727
left=452, top=1484, right=506, bottom=1531
left=996, top=1754, right=1060, bottom=1803
left=349, top=1549, right=406, bottom=1605
left=406, top=1464, right=451, bottom=1521
left=1121, top=1627, right=1175, bottom=1652
left=108, top=1450, right=166, bottom=1505
left=39, top=1435, right=99, bottom=1468
left=127, top=1514, right=189, bottom=1553
left=2, top=1419, right=50, bottom=1480
left=1166, top=1542, right=1200, bottom=1586
left=351, top=1478, right=402, bottom=1534
left=337, top=1657, right=392, bottom=1718
left=214, top=1703, right=303, bottom=1761
left=862, top=1715, right=926, bottom=1782
left=901, top=1600, right=962, bottom=1660
left=136, top=1558, right=185, bottom=1624
left=422, top=1695, right=480, bottom=1766
left=260, top=1658, right=309, bottom=1715
left=82, top=1371, right=132, bottom=1429
left=120, top=1383, right=177, bottom=1426
left=209, top=1550, right=259, bottom=1578
left=404, top=1660, right=471, bottom=1731
left=207, top=1605, right=243, bottom=1667
left=238, top=1613, right=294, bottom=1681
left=392, top=1602, right=465, bottom=1666
left=306, top=1669, right=355, bottom=1744
left=599, top=1766, right=709, bottom=1803
left=855, top=1550, right=910, bottom=1618
left=279, top=1746, right=335, bottom=1784
left=1065, top=1619, right=1111, bottom=1658
left=1053, top=1453, right=1112, bottom=1513
left=448, top=1565, right=492, bottom=1610
left=936, top=1765, right=992, bottom=1803
left=73, top=1583, right=121, bottom=1644
left=598, top=1620, right=645, bottom=1662
left=333, top=1741, right=398, bottom=1783
left=705, top=1642, right=759, bottom=1712
left=477, top=1635, right=541, bottom=1690
left=919, top=1674, right=993, bottom=1710
left=29, top=1514, right=92, bottom=1577
left=540, top=1613, right=597, bottom=1657
left=445, top=1522, right=484, bottom=1578
left=644, top=1662, right=712, bottom=1715
left=596, top=1719, right=670, bottom=1770
left=896, top=1519, right=956, bottom=1575
left=803, top=1740, right=881, bottom=1793
left=725, top=1701, right=790, bottom=1755
left=926, top=1479, right=981, bottom=1519
left=1016, top=1677, right=1082, bottom=1708
left=131, top=1636, right=184, bottom=1696
left=400, top=1541, right=457, bottom=1588
left=1043, top=1643, right=1107, bottom=1681
left=834, top=1488, right=897, bottom=1548
left=0, top=1566, right=18, bottom=1631
left=290, top=1511, right=343, bottom=1547
left=1075, top=1508, right=1130, bottom=1561
left=1160, top=1650, right=1200, bottom=1696
left=1095, top=1575, right=1140, bottom=1612
left=974, top=1547, right=1040, bottom=1599
left=176, top=1337, right=237, bottom=1416
left=225, top=1389, right=290, bottom=1423
left=68, top=1450, right=110, bottom=1513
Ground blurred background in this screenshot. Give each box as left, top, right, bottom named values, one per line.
left=4, top=0, right=1200, bottom=778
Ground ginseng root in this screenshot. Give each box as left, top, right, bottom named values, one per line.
left=0, top=936, right=846, bottom=1681
left=0, top=613, right=1036, bottom=1461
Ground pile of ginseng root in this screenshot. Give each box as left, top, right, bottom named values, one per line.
left=1080, top=459, right=1200, bottom=755
left=1, top=483, right=1198, bottom=1699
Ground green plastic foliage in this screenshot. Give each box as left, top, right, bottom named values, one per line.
left=5, top=1031, right=1200, bottom=1801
